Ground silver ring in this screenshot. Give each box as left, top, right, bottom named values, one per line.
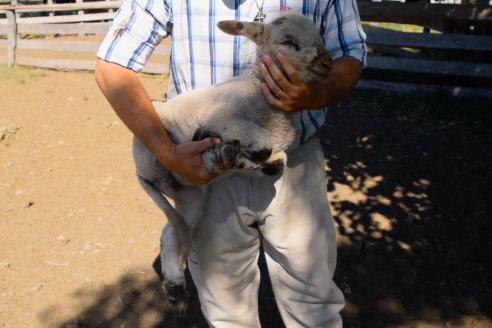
left=274, top=89, right=282, bottom=97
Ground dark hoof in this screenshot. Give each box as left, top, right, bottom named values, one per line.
left=221, top=140, right=240, bottom=163
left=164, top=283, right=190, bottom=317
left=261, top=159, right=284, bottom=176
left=192, top=127, right=220, bottom=141
left=152, top=255, right=164, bottom=281
left=249, top=148, right=273, bottom=162
left=210, top=141, right=240, bottom=169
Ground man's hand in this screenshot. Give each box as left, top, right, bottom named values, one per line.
left=167, top=138, right=221, bottom=185
left=260, top=52, right=316, bottom=112
left=95, top=59, right=219, bottom=186
left=260, top=53, right=362, bottom=111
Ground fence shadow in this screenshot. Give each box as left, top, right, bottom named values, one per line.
left=46, top=89, right=491, bottom=327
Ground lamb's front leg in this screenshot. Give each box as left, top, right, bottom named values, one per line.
left=232, top=151, right=287, bottom=176
left=193, top=127, right=241, bottom=175
left=194, top=126, right=286, bottom=176
left=203, top=119, right=283, bottom=169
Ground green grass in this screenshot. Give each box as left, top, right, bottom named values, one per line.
left=362, top=22, right=441, bottom=34
left=362, top=22, right=443, bottom=57
left=0, top=64, right=48, bottom=83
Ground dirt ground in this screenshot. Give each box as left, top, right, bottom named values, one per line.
left=0, top=66, right=491, bottom=328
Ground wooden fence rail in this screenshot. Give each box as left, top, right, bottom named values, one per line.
left=362, top=23, right=492, bottom=88
left=358, top=2, right=492, bottom=31
left=1, top=1, right=492, bottom=88
left=360, top=2, right=492, bottom=88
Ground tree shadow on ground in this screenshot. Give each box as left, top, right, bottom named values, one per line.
left=45, top=253, right=282, bottom=328
left=47, top=89, right=492, bottom=327
left=322, top=89, right=492, bottom=327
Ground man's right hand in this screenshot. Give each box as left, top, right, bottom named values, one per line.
left=164, top=137, right=221, bottom=185
left=95, top=59, right=220, bottom=186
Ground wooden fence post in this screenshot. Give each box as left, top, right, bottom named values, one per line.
left=6, top=9, right=17, bottom=68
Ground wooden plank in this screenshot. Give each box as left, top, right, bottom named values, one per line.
left=6, top=9, right=16, bottom=67
left=16, top=55, right=96, bottom=70
left=14, top=55, right=169, bottom=74
left=364, top=25, right=492, bottom=51
left=15, top=38, right=170, bottom=56
left=17, top=12, right=114, bottom=24
left=5, top=1, right=485, bottom=23
left=0, top=1, right=120, bottom=12
left=17, top=21, right=110, bottom=34
left=362, top=67, right=492, bottom=88
left=357, top=79, right=492, bottom=97
left=17, top=38, right=101, bottom=52
left=367, top=55, right=492, bottom=78
left=358, top=2, right=492, bottom=28
left=359, top=2, right=492, bottom=22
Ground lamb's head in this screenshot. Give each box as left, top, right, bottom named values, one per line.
left=217, top=13, right=333, bottom=83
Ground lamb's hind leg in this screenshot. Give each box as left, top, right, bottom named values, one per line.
left=158, top=224, right=189, bottom=315
left=137, top=176, right=193, bottom=316
left=161, top=184, right=205, bottom=312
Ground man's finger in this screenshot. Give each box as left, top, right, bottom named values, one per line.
left=195, top=137, right=221, bottom=152
left=260, top=62, right=279, bottom=93
left=276, top=52, right=302, bottom=85
left=263, top=55, right=294, bottom=93
left=261, top=82, right=287, bottom=110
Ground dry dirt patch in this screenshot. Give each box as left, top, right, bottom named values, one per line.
left=0, top=67, right=170, bottom=327
left=0, top=66, right=491, bottom=328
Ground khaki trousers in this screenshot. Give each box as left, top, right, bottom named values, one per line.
left=188, top=138, right=345, bottom=328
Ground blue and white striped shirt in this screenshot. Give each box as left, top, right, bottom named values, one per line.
left=97, top=0, right=367, bottom=147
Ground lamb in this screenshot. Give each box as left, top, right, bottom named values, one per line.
left=132, top=13, right=333, bottom=315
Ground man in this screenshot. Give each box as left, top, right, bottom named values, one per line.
left=95, top=1, right=366, bottom=327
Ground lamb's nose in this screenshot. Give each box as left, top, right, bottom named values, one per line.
left=322, top=57, right=333, bottom=69
left=318, top=47, right=333, bottom=68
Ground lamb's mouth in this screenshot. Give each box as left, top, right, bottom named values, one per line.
left=309, top=67, right=332, bottom=77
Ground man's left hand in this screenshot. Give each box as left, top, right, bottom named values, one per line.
left=260, top=52, right=323, bottom=112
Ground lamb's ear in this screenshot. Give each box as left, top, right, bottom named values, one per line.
left=217, top=20, right=266, bottom=45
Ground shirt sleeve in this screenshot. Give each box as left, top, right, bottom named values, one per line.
left=323, top=0, right=367, bottom=67
left=97, top=0, right=172, bottom=72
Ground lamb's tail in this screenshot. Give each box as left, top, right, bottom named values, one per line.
left=136, top=175, right=191, bottom=261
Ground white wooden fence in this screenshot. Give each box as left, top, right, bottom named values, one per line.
left=0, top=1, right=169, bottom=73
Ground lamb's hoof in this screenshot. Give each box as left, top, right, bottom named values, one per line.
left=261, top=159, right=284, bottom=175
left=192, top=127, right=220, bottom=141
left=249, top=148, right=273, bottom=162
left=210, top=140, right=240, bottom=169
left=164, top=282, right=190, bottom=318
left=261, top=152, right=287, bottom=176
left=152, top=255, right=164, bottom=281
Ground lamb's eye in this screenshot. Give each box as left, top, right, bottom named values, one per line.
left=279, top=39, right=300, bottom=51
